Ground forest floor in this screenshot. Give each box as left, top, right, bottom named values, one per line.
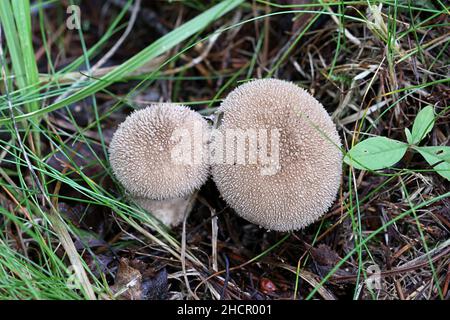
left=0, top=0, right=449, bottom=300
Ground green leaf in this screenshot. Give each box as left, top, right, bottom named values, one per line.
left=344, top=137, right=408, bottom=170
left=405, top=128, right=413, bottom=144
left=415, top=146, right=450, bottom=181
left=410, top=105, right=435, bottom=145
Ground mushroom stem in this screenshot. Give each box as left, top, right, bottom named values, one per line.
left=133, top=195, right=195, bottom=228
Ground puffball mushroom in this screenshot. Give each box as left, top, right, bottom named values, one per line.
left=211, top=79, right=342, bottom=231
left=109, top=104, right=210, bottom=226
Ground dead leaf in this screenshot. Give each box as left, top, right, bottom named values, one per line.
left=142, top=268, right=169, bottom=300
left=311, top=244, right=341, bottom=266
left=111, top=258, right=143, bottom=300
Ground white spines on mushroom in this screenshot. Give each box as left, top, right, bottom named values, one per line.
left=211, top=79, right=342, bottom=231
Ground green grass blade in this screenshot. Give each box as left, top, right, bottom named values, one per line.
left=0, top=0, right=27, bottom=90
left=0, top=0, right=243, bottom=124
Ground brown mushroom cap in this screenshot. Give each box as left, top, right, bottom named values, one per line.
left=109, top=104, right=210, bottom=200
left=211, top=79, right=342, bottom=231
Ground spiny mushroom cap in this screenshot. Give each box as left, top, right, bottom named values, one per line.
left=109, top=104, right=210, bottom=200
left=211, top=79, right=342, bottom=231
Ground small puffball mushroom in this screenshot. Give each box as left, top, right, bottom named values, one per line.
left=109, top=104, right=210, bottom=199
left=109, top=104, right=210, bottom=226
left=211, top=79, right=342, bottom=231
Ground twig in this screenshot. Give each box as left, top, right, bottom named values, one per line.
left=181, top=192, right=200, bottom=300
left=196, top=195, right=219, bottom=273
left=109, top=0, right=169, bottom=35
left=220, top=253, right=230, bottom=300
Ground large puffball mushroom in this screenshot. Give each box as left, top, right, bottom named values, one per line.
left=211, top=79, right=342, bottom=231
left=109, top=104, right=210, bottom=226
